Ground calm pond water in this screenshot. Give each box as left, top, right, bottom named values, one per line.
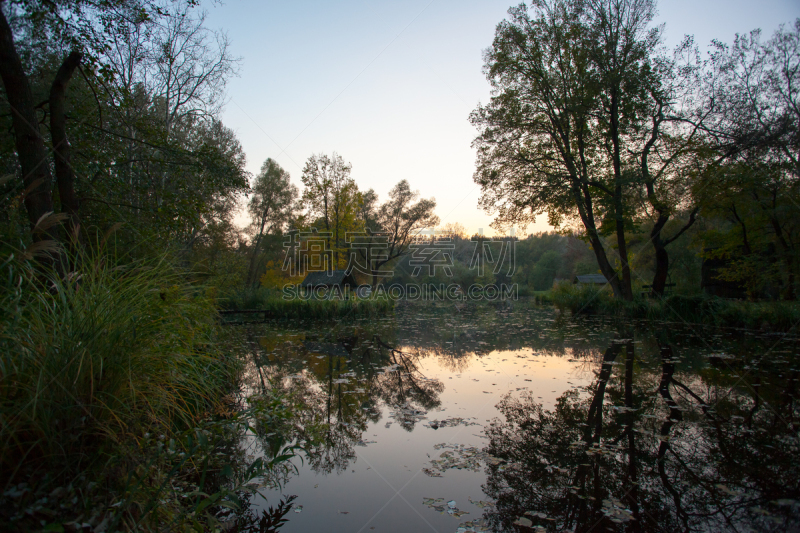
left=232, top=301, right=800, bottom=532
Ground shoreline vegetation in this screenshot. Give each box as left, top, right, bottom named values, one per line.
left=0, top=252, right=298, bottom=531
left=220, top=283, right=798, bottom=333
left=0, top=0, right=797, bottom=529
left=545, top=283, right=800, bottom=333
left=219, top=287, right=395, bottom=320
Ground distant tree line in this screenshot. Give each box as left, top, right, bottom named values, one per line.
left=0, top=0, right=442, bottom=296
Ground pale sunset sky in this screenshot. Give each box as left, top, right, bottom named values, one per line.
left=205, top=0, right=799, bottom=236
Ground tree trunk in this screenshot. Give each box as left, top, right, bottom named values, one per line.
left=588, top=232, right=624, bottom=299
left=246, top=209, right=269, bottom=288
left=0, top=4, right=57, bottom=242
left=609, top=88, right=633, bottom=301
left=323, top=194, right=332, bottom=272
left=769, top=216, right=797, bottom=300
left=50, top=51, right=83, bottom=245
left=652, top=245, right=669, bottom=296
left=650, top=214, right=670, bottom=297
left=650, top=209, right=698, bottom=297
left=334, top=205, right=340, bottom=269
left=246, top=233, right=263, bottom=288
left=574, top=184, right=624, bottom=298
left=615, top=213, right=633, bottom=301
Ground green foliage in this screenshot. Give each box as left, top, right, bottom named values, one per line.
left=300, top=153, right=362, bottom=269
left=234, top=494, right=298, bottom=533
left=0, top=388, right=301, bottom=531
left=221, top=286, right=280, bottom=310
left=0, top=251, right=230, bottom=482
left=694, top=163, right=799, bottom=299
left=366, top=180, right=439, bottom=283
left=246, top=159, right=298, bottom=288
left=548, top=282, right=800, bottom=331
left=0, top=1, right=248, bottom=256
left=471, top=0, right=671, bottom=300
left=550, top=281, right=614, bottom=315
left=190, top=223, right=251, bottom=294
left=529, top=250, right=562, bottom=290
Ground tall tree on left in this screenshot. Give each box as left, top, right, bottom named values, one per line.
left=0, top=0, right=61, bottom=245
left=0, top=0, right=151, bottom=254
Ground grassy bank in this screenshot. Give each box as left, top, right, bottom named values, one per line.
left=0, top=253, right=296, bottom=530
left=546, top=283, right=800, bottom=331
left=220, top=286, right=395, bottom=320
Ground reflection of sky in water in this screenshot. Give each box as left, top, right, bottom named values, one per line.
left=248, top=355, right=596, bottom=533
left=235, top=303, right=800, bottom=532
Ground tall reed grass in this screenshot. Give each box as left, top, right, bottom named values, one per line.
left=0, top=251, right=232, bottom=494
left=260, top=296, right=394, bottom=319
left=0, top=249, right=311, bottom=530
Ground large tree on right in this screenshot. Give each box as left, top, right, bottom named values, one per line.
left=471, top=0, right=701, bottom=299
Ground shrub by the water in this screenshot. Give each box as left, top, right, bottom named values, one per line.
left=549, top=282, right=800, bottom=331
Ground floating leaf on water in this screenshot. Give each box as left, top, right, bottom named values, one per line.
left=468, top=497, right=494, bottom=509
left=457, top=518, right=490, bottom=532
left=425, top=417, right=480, bottom=430
left=706, top=352, right=735, bottom=360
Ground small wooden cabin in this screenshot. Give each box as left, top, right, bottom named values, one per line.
left=573, top=274, right=608, bottom=285
left=300, top=270, right=358, bottom=291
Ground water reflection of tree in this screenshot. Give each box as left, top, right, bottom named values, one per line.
left=234, top=305, right=625, bottom=483
left=245, top=328, right=444, bottom=476
left=483, top=340, right=800, bottom=532
left=371, top=338, right=444, bottom=430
